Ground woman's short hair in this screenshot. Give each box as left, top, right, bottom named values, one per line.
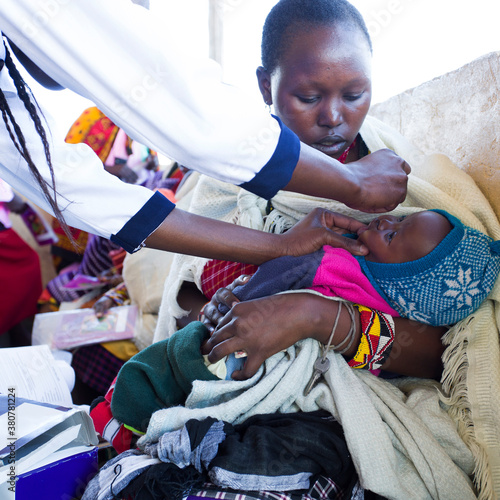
left=261, top=0, right=372, bottom=74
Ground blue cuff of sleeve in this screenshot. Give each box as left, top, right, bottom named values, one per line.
left=111, top=191, right=175, bottom=253
left=239, top=116, right=300, bottom=200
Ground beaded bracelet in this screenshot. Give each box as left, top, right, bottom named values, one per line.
left=102, top=282, right=130, bottom=307
left=347, top=304, right=395, bottom=370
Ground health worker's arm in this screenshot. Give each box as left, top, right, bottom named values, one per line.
left=0, top=0, right=408, bottom=212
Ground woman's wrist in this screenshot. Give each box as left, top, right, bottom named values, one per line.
left=299, top=294, right=361, bottom=356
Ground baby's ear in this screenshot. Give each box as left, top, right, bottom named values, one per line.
left=256, top=66, right=272, bottom=105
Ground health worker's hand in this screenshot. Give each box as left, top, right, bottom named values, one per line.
left=280, top=208, right=368, bottom=257
left=344, top=149, right=411, bottom=213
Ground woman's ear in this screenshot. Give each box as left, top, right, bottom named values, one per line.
left=256, top=66, right=272, bottom=106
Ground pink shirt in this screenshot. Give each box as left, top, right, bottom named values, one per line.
left=311, top=246, right=399, bottom=316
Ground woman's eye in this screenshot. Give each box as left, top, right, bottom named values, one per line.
left=297, top=95, right=319, bottom=104
left=344, top=92, right=364, bottom=102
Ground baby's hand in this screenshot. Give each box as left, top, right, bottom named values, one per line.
left=201, top=275, right=250, bottom=336
left=6, top=193, right=28, bottom=214
left=93, top=296, right=115, bottom=319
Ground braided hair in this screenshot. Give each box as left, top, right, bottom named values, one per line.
left=0, top=42, right=73, bottom=243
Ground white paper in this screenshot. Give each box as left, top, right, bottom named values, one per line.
left=0, top=346, right=72, bottom=407
left=0, top=425, right=81, bottom=484
left=0, top=403, right=65, bottom=447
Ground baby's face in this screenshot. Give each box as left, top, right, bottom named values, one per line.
left=357, top=211, right=452, bottom=264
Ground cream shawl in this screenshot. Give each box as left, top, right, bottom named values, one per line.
left=154, top=115, right=500, bottom=499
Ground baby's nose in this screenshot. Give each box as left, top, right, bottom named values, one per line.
left=378, top=218, right=394, bottom=230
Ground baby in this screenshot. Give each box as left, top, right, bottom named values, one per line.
left=230, top=209, right=500, bottom=327
left=107, top=209, right=500, bottom=434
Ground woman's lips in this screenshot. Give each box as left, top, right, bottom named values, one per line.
left=312, top=137, right=347, bottom=156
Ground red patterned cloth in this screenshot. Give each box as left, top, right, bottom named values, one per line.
left=64, top=106, right=120, bottom=162
left=89, top=377, right=135, bottom=454
left=200, top=260, right=258, bottom=300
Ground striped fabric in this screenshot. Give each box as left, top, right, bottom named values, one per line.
left=201, top=260, right=258, bottom=300
left=72, top=343, right=125, bottom=395
left=89, top=377, right=135, bottom=454
left=46, top=234, right=120, bottom=303
left=187, top=474, right=355, bottom=500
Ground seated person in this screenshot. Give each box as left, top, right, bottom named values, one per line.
left=101, top=209, right=499, bottom=436
left=0, top=178, right=42, bottom=343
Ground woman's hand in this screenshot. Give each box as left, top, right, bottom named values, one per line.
left=202, top=289, right=335, bottom=380
left=117, top=165, right=139, bottom=184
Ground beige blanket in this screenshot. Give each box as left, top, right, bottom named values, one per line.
left=154, top=115, right=500, bottom=499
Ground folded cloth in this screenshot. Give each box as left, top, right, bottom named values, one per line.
left=111, top=322, right=218, bottom=432
left=81, top=449, right=161, bottom=500
left=84, top=412, right=357, bottom=500
left=140, top=333, right=476, bottom=500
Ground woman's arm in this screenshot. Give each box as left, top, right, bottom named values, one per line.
left=202, top=289, right=445, bottom=380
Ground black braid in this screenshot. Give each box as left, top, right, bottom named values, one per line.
left=1, top=45, right=75, bottom=245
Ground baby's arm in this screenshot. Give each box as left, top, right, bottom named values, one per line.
left=382, top=317, right=445, bottom=379
left=176, top=281, right=209, bottom=329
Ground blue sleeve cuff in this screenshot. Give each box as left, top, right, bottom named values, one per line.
left=239, top=116, right=300, bottom=200
left=110, top=191, right=176, bottom=253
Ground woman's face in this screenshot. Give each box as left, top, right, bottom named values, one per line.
left=258, top=24, right=372, bottom=160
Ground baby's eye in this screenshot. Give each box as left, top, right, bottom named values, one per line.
left=398, top=216, right=406, bottom=222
